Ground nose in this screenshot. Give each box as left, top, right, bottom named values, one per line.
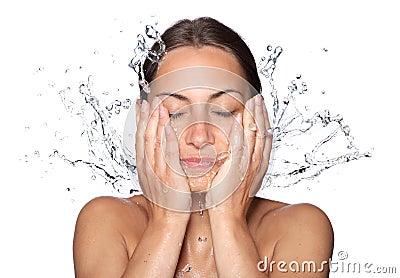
left=184, top=122, right=215, bottom=149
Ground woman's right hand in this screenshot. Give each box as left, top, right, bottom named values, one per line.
left=135, top=97, right=191, bottom=221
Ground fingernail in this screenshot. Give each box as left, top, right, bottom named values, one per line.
left=151, top=96, right=159, bottom=110
left=255, top=94, right=262, bottom=106
left=247, top=97, right=255, bottom=111
left=232, top=131, right=240, bottom=145
left=159, top=104, right=166, bottom=118
left=165, top=122, right=173, bottom=136
left=141, top=99, right=148, bottom=112
left=236, top=112, right=242, bottom=124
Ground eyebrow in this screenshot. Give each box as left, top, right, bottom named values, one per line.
left=156, top=89, right=243, bottom=102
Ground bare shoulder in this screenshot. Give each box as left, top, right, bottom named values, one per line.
left=73, top=195, right=148, bottom=277
left=250, top=198, right=334, bottom=276
left=250, top=197, right=333, bottom=238
left=75, top=195, right=148, bottom=231
left=259, top=198, right=332, bottom=229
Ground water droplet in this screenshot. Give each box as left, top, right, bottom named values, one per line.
left=198, top=236, right=208, bottom=242
left=106, top=104, right=113, bottom=111
left=296, top=74, right=301, bottom=79
left=181, top=264, right=192, bottom=272
left=301, top=82, right=308, bottom=93
left=145, top=25, right=159, bottom=40
left=342, top=125, right=351, bottom=136
left=123, top=99, right=132, bottom=109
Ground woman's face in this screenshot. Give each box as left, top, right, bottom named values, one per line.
left=146, top=46, right=253, bottom=189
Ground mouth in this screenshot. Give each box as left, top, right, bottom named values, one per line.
left=180, top=157, right=216, bottom=169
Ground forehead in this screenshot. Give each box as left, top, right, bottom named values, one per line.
left=145, top=46, right=257, bottom=102
left=149, top=66, right=253, bottom=100
left=155, top=46, right=246, bottom=79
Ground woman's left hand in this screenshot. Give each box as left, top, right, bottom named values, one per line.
left=207, top=94, right=272, bottom=219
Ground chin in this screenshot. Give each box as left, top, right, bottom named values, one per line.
left=187, top=174, right=214, bottom=192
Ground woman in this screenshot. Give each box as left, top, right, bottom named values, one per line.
left=73, top=17, right=333, bottom=277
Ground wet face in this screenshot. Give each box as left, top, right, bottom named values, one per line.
left=146, top=46, right=253, bottom=190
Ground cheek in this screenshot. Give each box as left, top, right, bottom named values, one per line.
left=213, top=131, right=230, bottom=152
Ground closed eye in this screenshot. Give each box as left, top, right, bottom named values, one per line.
left=212, top=111, right=235, bottom=118
left=169, top=112, right=185, bottom=119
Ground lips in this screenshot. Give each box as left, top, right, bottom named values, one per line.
left=181, top=157, right=216, bottom=168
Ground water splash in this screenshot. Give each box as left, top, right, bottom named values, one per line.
left=257, top=46, right=372, bottom=192
left=29, top=22, right=372, bottom=197
left=56, top=75, right=138, bottom=195
left=258, top=46, right=283, bottom=123
left=128, top=24, right=166, bottom=94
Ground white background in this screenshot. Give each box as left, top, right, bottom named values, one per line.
left=1, top=0, right=399, bottom=277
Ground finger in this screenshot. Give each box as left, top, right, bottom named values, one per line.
left=249, top=102, right=273, bottom=197
left=211, top=113, right=246, bottom=195
left=262, top=95, right=270, bottom=129
left=164, top=121, right=187, bottom=188
left=254, top=94, right=266, bottom=134
left=230, top=113, right=246, bottom=171
left=253, top=94, right=267, bottom=162
left=135, top=99, right=140, bottom=127
left=154, top=103, right=169, bottom=174
left=144, top=96, right=161, bottom=167
left=261, top=101, right=273, bottom=170
left=135, top=99, right=149, bottom=162
left=243, top=96, right=256, bottom=154
left=212, top=113, right=244, bottom=189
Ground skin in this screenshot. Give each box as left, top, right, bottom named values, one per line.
left=73, top=46, right=334, bottom=277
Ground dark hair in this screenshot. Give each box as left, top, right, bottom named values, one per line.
left=141, top=17, right=261, bottom=98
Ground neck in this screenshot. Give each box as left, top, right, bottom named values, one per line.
left=181, top=209, right=213, bottom=257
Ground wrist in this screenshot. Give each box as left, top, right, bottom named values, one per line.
left=208, top=207, right=247, bottom=226
left=150, top=211, right=190, bottom=226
